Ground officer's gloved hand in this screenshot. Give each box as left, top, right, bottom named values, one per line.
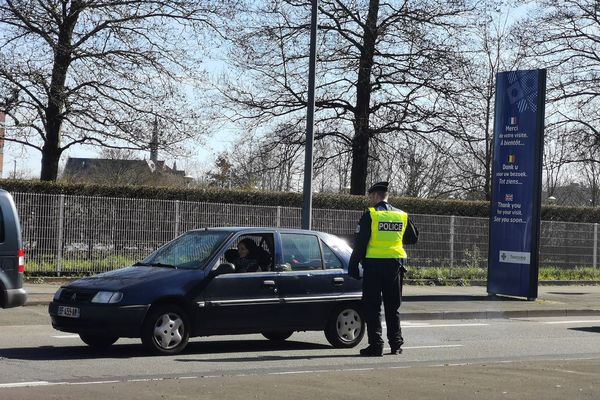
left=348, top=265, right=361, bottom=280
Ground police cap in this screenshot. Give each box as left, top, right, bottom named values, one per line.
left=367, top=181, right=389, bottom=194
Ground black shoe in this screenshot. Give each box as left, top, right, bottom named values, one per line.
left=359, top=345, right=383, bottom=357
left=389, top=341, right=403, bottom=355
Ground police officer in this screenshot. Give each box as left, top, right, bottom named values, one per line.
left=348, top=182, right=418, bottom=357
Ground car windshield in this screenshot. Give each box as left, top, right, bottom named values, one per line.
left=141, top=231, right=229, bottom=270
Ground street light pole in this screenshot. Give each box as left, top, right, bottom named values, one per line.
left=301, top=0, right=318, bottom=230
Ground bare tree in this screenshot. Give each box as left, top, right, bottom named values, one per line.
left=580, top=155, right=600, bottom=207
left=0, top=0, right=231, bottom=181
left=367, top=132, right=454, bottom=198
left=517, top=0, right=600, bottom=157
left=542, top=125, right=570, bottom=198
left=218, top=0, right=468, bottom=194
left=207, top=125, right=305, bottom=192
left=437, top=1, right=527, bottom=200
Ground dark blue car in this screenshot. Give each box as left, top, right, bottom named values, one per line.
left=49, top=228, right=364, bottom=355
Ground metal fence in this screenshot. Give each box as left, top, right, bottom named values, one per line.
left=11, top=192, right=599, bottom=275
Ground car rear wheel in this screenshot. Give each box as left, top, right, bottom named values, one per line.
left=324, top=304, right=365, bottom=348
left=79, top=333, right=119, bottom=348
left=262, top=331, right=293, bottom=341
left=142, top=305, right=190, bottom=355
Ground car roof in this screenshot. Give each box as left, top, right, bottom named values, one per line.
left=189, top=227, right=331, bottom=236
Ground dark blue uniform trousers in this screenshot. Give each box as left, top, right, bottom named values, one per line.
left=362, top=262, right=404, bottom=348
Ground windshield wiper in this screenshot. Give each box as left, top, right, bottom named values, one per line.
left=133, top=262, right=177, bottom=269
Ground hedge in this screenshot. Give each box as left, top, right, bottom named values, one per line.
left=1, top=179, right=599, bottom=223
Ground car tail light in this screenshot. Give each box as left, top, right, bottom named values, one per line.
left=18, top=249, right=25, bottom=273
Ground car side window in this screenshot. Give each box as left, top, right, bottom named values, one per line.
left=218, top=233, right=274, bottom=273
left=321, top=241, right=343, bottom=270
left=280, top=233, right=323, bottom=271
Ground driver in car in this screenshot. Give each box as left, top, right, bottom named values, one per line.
left=234, top=238, right=262, bottom=273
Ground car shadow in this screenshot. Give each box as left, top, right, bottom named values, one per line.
left=568, top=326, right=600, bottom=334
left=0, top=344, right=151, bottom=361
left=176, top=353, right=358, bottom=363
left=546, top=292, right=589, bottom=295
left=185, top=339, right=331, bottom=354
left=0, top=339, right=332, bottom=361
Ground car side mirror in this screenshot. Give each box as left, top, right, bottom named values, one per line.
left=214, top=262, right=235, bottom=276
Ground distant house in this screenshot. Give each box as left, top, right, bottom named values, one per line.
left=62, top=158, right=189, bottom=187
left=62, top=118, right=192, bottom=186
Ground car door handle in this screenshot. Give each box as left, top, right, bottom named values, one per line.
left=263, top=280, right=276, bottom=287
left=333, top=277, right=344, bottom=285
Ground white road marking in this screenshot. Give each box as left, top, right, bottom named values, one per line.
left=404, top=323, right=489, bottom=328
left=0, top=379, right=120, bottom=389
left=342, top=368, right=375, bottom=372
left=382, top=322, right=489, bottom=328
left=51, top=335, right=79, bottom=339
left=0, top=381, right=55, bottom=388
left=399, top=345, right=464, bottom=350
left=541, top=320, right=600, bottom=325
left=270, top=370, right=330, bottom=375
left=2, top=354, right=599, bottom=390
left=69, top=380, right=120, bottom=386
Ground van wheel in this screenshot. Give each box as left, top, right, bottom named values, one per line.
left=262, top=331, right=293, bottom=341
left=79, top=333, right=118, bottom=348
left=324, top=304, right=365, bottom=348
left=142, top=305, right=190, bottom=355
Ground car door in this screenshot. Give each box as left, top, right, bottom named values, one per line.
left=196, top=232, right=281, bottom=334
left=275, top=232, right=347, bottom=330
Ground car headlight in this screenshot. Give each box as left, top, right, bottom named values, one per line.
left=53, top=288, right=64, bottom=301
left=91, top=291, right=123, bottom=304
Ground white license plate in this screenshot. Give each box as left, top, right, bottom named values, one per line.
left=57, top=306, right=80, bottom=318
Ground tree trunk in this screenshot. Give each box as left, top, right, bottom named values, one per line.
left=41, top=59, right=68, bottom=181
left=39, top=4, right=81, bottom=181
left=483, top=77, right=495, bottom=201
left=349, top=0, right=380, bottom=195
left=40, top=142, right=62, bottom=181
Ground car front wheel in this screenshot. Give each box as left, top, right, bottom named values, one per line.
left=324, top=304, right=365, bottom=348
left=79, top=333, right=119, bottom=348
left=142, top=305, right=190, bottom=355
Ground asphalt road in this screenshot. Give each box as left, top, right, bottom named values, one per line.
left=0, top=306, right=599, bottom=399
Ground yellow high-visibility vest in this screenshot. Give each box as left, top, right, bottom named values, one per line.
left=365, top=207, right=408, bottom=259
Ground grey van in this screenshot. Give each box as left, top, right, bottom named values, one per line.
left=0, top=189, right=26, bottom=308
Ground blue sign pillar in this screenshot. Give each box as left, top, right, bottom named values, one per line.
left=487, top=69, right=547, bottom=300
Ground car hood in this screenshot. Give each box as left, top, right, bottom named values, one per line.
left=66, top=266, right=204, bottom=291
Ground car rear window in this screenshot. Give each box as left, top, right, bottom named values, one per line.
left=280, top=233, right=323, bottom=271
left=321, top=242, right=343, bottom=269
